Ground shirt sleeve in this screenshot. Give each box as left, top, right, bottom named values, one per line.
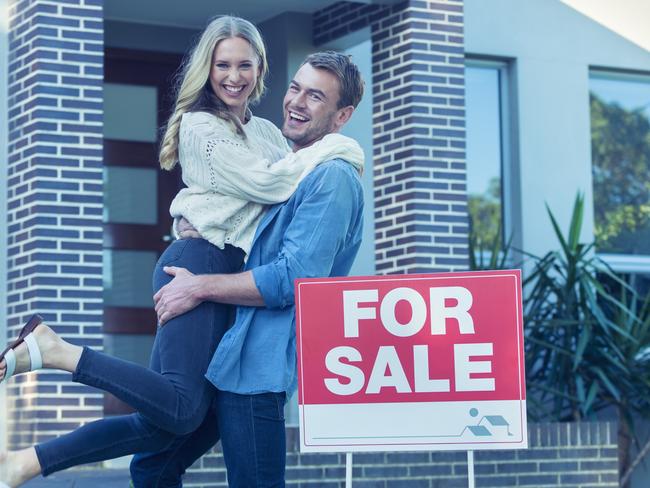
left=181, top=112, right=359, bottom=205
left=251, top=162, right=363, bottom=309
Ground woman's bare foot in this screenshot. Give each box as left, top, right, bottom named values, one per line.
left=0, top=322, right=83, bottom=381
left=0, top=449, right=42, bottom=487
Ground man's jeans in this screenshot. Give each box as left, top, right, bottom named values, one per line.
left=130, top=390, right=287, bottom=488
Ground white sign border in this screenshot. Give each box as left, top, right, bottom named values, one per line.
left=296, top=271, right=526, bottom=453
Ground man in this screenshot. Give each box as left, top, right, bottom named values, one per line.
left=130, top=51, right=365, bottom=487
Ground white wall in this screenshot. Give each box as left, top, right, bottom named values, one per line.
left=323, top=28, right=376, bottom=277
left=0, top=0, right=9, bottom=451
left=465, top=0, right=650, bottom=257
left=341, top=37, right=375, bottom=277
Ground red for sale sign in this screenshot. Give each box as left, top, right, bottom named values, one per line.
left=295, top=270, right=526, bottom=452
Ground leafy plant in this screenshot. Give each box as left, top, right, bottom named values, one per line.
left=468, top=216, right=513, bottom=271
left=522, top=193, right=650, bottom=484
left=611, top=284, right=650, bottom=486
left=468, top=190, right=650, bottom=482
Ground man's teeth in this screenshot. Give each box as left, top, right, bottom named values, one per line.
left=224, top=85, right=244, bottom=93
left=290, top=112, right=308, bottom=121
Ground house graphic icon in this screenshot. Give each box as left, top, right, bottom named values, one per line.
left=460, top=409, right=514, bottom=438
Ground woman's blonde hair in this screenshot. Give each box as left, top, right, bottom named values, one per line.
left=159, top=16, right=268, bottom=170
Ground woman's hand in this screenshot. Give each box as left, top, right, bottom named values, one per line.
left=177, top=217, right=201, bottom=239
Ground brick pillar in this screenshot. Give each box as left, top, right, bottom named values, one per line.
left=7, top=0, right=104, bottom=448
left=314, top=0, right=469, bottom=275
left=371, top=0, right=467, bottom=274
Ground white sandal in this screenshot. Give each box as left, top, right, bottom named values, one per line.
left=0, top=314, right=44, bottom=384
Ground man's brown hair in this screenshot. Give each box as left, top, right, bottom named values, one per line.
left=302, top=51, right=364, bottom=109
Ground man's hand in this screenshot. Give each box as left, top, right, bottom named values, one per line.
left=154, top=266, right=202, bottom=325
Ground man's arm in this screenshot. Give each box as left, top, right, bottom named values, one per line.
left=154, top=267, right=264, bottom=325
left=248, top=162, right=363, bottom=309
left=155, top=216, right=265, bottom=324
left=156, top=162, right=362, bottom=324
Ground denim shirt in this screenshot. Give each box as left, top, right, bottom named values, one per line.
left=205, top=159, right=364, bottom=395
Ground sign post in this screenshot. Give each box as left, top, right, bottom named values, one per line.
left=467, top=451, right=475, bottom=488
left=345, top=452, right=352, bottom=488
left=295, top=270, right=527, bottom=484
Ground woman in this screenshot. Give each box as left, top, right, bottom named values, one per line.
left=0, top=15, right=363, bottom=487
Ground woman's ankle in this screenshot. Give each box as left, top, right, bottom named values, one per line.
left=58, top=342, right=83, bottom=373
left=19, top=447, right=42, bottom=484
left=1, top=448, right=41, bottom=486
left=33, top=325, right=81, bottom=373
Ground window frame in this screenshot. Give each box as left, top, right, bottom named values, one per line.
left=465, top=57, right=519, bottom=262
left=588, top=68, right=650, bottom=274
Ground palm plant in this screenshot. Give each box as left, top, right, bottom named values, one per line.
left=612, top=285, right=650, bottom=486
left=523, top=193, right=650, bottom=484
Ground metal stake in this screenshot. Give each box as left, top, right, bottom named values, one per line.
left=345, top=452, right=353, bottom=488
left=467, top=450, right=475, bottom=488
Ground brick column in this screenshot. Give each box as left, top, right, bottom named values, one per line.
left=315, top=0, right=468, bottom=275
left=371, top=0, right=467, bottom=274
left=6, top=0, right=104, bottom=448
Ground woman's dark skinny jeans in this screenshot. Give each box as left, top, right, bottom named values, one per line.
left=34, top=238, right=244, bottom=477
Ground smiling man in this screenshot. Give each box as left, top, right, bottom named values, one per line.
left=131, top=52, right=365, bottom=487
left=284, top=61, right=354, bottom=150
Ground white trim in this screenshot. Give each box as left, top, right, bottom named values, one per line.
left=0, top=0, right=10, bottom=452
left=590, top=67, right=650, bottom=83
left=598, top=254, right=650, bottom=274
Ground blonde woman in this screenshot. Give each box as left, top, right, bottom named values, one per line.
left=0, top=16, right=363, bottom=487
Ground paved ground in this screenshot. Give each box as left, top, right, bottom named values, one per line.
left=23, top=469, right=130, bottom=487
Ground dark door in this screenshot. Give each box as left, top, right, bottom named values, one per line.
left=103, top=48, right=183, bottom=414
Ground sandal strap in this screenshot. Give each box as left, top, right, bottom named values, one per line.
left=4, top=348, right=16, bottom=380
left=24, top=333, right=43, bottom=371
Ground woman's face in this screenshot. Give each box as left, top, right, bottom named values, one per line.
left=209, top=36, right=260, bottom=120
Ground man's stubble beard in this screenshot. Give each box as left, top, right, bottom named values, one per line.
left=282, top=111, right=337, bottom=150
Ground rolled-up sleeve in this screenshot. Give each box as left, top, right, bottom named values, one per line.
left=252, top=163, right=362, bottom=309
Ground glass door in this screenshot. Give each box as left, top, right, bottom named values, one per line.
left=103, top=48, right=183, bottom=414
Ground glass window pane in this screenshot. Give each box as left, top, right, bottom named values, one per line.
left=590, top=72, right=650, bottom=256
left=104, top=83, right=158, bottom=142
left=466, top=65, right=503, bottom=252
left=103, top=166, right=158, bottom=224
left=104, top=250, right=158, bottom=307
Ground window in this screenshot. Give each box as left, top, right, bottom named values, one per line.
left=465, top=60, right=512, bottom=264
left=589, top=70, right=650, bottom=274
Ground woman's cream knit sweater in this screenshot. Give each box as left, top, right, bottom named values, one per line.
left=169, top=111, right=364, bottom=255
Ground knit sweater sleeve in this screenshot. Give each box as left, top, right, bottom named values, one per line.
left=180, top=112, right=364, bottom=205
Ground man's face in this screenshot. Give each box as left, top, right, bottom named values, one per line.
left=281, top=63, right=346, bottom=151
